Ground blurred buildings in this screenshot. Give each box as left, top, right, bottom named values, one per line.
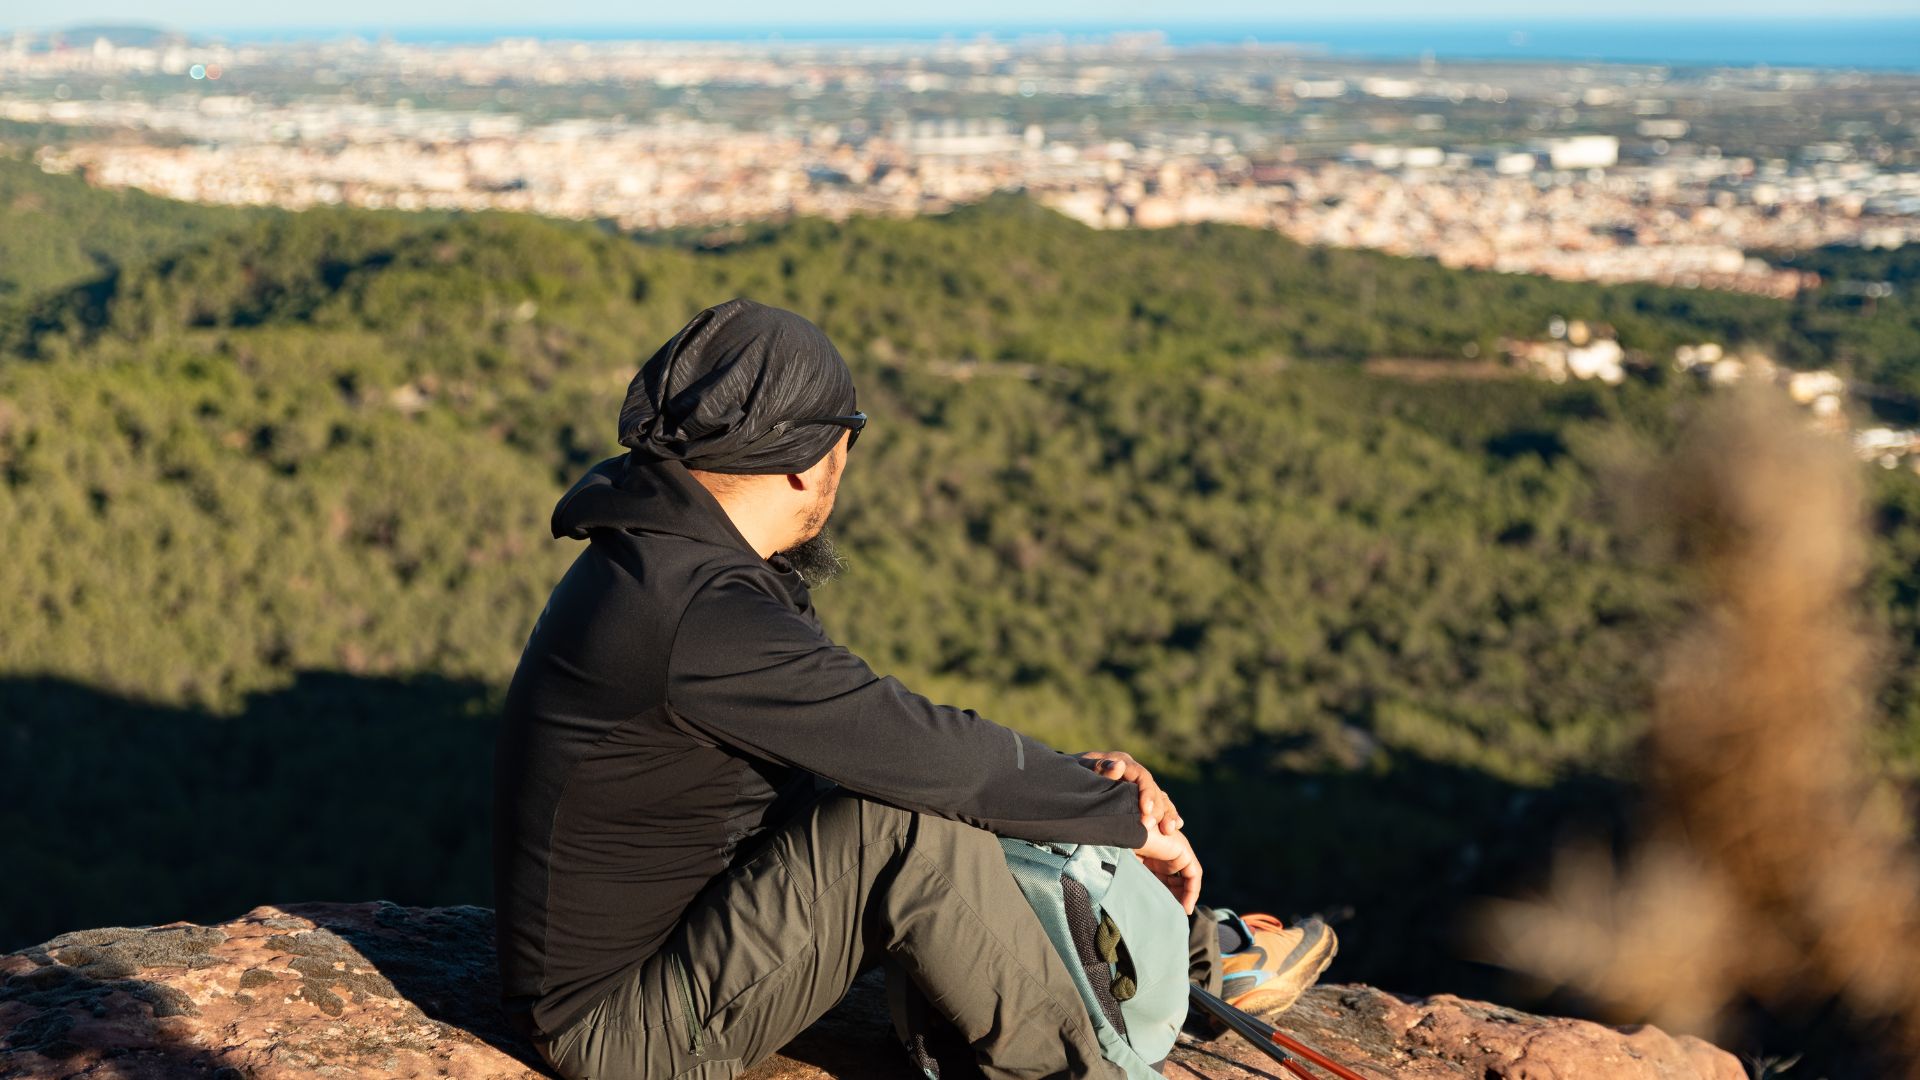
left=4, top=28, right=1918, bottom=297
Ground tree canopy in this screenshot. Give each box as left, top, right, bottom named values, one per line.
left=5, top=160, right=1919, bottom=1033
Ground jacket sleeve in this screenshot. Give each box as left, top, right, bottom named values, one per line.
left=665, top=570, right=1148, bottom=848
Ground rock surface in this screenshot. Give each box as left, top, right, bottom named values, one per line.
left=0, top=902, right=1745, bottom=1080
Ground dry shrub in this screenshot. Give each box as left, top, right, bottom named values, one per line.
left=1478, top=387, right=1920, bottom=1071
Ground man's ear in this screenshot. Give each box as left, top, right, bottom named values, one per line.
left=789, top=446, right=838, bottom=491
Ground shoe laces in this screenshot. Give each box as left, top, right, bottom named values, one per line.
left=1240, top=912, right=1288, bottom=935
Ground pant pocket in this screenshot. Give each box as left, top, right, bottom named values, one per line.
left=673, top=843, right=815, bottom=1066
left=667, top=949, right=707, bottom=1058
left=538, top=999, right=604, bottom=1079
left=663, top=955, right=742, bottom=1080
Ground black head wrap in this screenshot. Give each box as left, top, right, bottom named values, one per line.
left=618, top=299, right=858, bottom=474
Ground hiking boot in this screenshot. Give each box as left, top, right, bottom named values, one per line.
left=1217, top=910, right=1338, bottom=1016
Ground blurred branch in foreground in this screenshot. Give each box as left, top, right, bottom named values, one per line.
left=1478, top=387, right=1920, bottom=1073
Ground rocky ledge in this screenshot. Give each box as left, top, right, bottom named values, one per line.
left=0, top=902, right=1743, bottom=1080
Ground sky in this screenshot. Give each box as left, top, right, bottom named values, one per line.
left=6, top=0, right=1918, bottom=32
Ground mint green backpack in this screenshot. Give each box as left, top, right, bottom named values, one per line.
left=997, top=839, right=1191, bottom=1078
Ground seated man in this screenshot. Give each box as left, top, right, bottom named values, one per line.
left=492, top=299, right=1335, bottom=1080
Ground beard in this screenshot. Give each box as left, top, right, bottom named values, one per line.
left=780, top=449, right=846, bottom=589
left=778, top=529, right=846, bottom=589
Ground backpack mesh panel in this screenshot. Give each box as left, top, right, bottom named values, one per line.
left=1060, top=874, right=1129, bottom=1037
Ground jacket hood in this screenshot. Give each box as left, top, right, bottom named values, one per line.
left=551, top=454, right=815, bottom=614
left=551, top=454, right=757, bottom=554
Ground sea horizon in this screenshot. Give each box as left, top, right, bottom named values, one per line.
left=23, top=17, right=1920, bottom=72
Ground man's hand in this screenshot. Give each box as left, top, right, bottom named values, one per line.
left=1135, top=827, right=1202, bottom=915
left=1076, top=750, right=1182, bottom=835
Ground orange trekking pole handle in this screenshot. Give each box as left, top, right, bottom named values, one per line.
left=1189, top=985, right=1384, bottom=1080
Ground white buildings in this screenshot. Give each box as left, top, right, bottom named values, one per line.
left=1787, top=370, right=1847, bottom=405
left=1565, top=339, right=1627, bottom=384
left=1547, top=135, right=1620, bottom=171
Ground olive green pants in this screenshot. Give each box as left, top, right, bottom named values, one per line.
left=534, top=791, right=1150, bottom=1080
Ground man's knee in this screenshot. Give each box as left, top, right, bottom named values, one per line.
left=810, top=788, right=914, bottom=838
left=807, top=792, right=1005, bottom=870
left=810, top=789, right=936, bottom=836
left=908, top=806, right=986, bottom=842
left=892, top=804, right=1010, bottom=869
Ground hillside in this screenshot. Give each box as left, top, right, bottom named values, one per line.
left=0, top=154, right=254, bottom=308
left=4, top=161, right=1920, bottom=1071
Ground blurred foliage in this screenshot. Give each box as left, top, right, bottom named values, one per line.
left=4, top=162, right=1920, bottom=1044
left=0, top=154, right=253, bottom=312
left=1769, top=244, right=1920, bottom=405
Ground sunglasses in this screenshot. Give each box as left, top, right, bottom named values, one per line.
left=779, top=411, right=867, bottom=452
left=688, top=410, right=868, bottom=470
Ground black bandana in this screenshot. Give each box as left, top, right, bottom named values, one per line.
left=618, top=299, right=857, bottom=474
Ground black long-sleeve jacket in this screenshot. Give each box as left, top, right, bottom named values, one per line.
left=492, top=454, right=1147, bottom=1040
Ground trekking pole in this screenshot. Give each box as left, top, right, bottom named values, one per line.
left=1189, top=985, right=1381, bottom=1080
left=1188, top=985, right=1318, bottom=1080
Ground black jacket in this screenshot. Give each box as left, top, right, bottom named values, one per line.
left=492, top=455, right=1148, bottom=1040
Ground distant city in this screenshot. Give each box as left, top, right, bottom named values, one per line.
left=3, top=24, right=1917, bottom=302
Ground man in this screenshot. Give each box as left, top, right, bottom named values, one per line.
left=492, top=299, right=1335, bottom=1080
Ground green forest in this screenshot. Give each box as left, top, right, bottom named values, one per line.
left=4, top=152, right=1920, bottom=1061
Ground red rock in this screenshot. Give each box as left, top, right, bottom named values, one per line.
left=0, top=902, right=1743, bottom=1080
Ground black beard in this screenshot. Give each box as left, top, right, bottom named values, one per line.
left=779, top=530, right=846, bottom=589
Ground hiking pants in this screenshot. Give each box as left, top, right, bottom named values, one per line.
left=533, top=790, right=1138, bottom=1080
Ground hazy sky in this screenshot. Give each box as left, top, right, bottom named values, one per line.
left=7, top=0, right=1917, bottom=32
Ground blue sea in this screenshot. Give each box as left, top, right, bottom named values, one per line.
left=208, top=19, right=1920, bottom=70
